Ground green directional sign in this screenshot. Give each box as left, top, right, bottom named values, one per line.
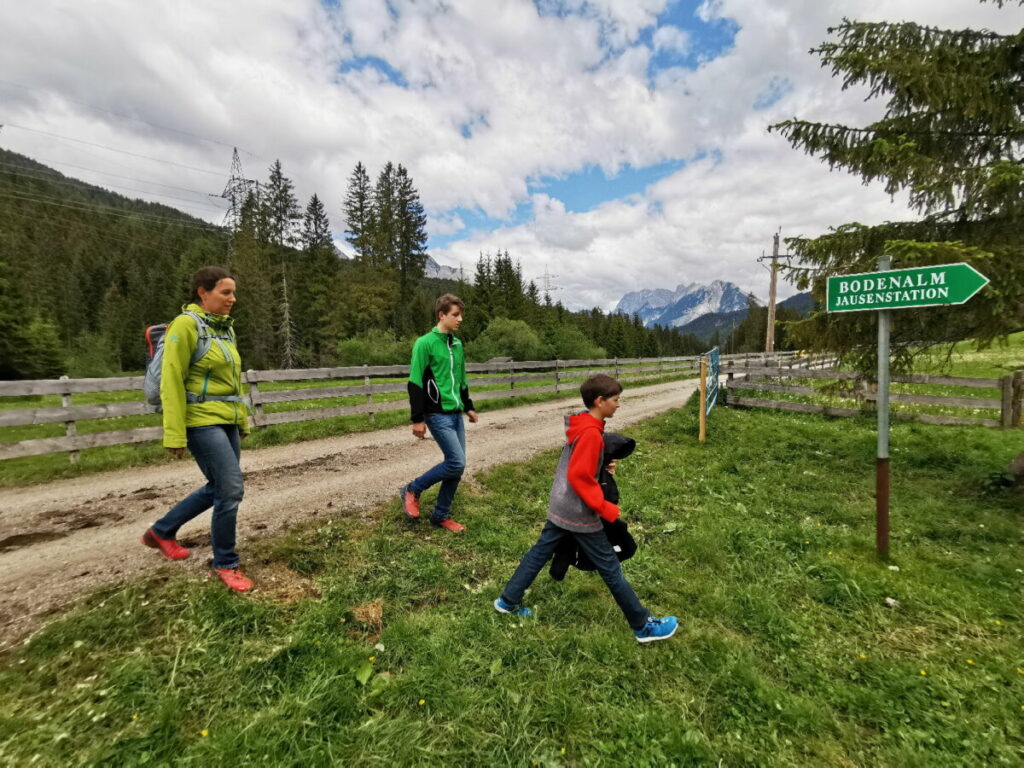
left=826, top=262, right=989, bottom=313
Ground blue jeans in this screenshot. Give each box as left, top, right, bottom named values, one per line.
left=152, top=424, right=243, bottom=570
left=409, top=411, right=466, bottom=523
left=502, top=521, right=649, bottom=630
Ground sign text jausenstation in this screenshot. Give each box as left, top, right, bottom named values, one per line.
left=826, top=263, right=989, bottom=313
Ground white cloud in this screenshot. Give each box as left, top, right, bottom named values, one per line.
left=0, top=0, right=1018, bottom=312
left=652, top=25, right=690, bottom=54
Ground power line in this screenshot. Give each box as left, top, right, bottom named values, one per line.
left=0, top=190, right=227, bottom=232
left=0, top=78, right=263, bottom=158
left=0, top=154, right=233, bottom=196
left=0, top=122, right=228, bottom=177
left=0, top=163, right=227, bottom=210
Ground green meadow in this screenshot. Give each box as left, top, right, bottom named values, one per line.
left=1, top=394, right=1020, bottom=766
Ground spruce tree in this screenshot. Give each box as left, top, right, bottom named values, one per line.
left=394, top=164, right=429, bottom=332
left=298, top=194, right=339, bottom=363
left=343, top=162, right=373, bottom=260
left=260, top=160, right=303, bottom=367
left=770, top=0, right=1023, bottom=370
left=371, top=162, right=399, bottom=270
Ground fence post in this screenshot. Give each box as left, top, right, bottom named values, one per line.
left=1013, top=371, right=1022, bottom=428
left=60, top=375, right=79, bottom=464
left=1000, top=374, right=1014, bottom=428
left=364, top=365, right=374, bottom=424
left=247, top=371, right=266, bottom=429
left=554, top=360, right=561, bottom=394
left=699, top=357, right=708, bottom=443
left=509, top=362, right=515, bottom=400
left=614, top=357, right=619, bottom=378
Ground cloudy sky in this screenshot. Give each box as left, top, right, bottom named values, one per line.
left=1, top=0, right=1018, bottom=310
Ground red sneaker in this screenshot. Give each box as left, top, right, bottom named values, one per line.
left=400, top=486, right=420, bottom=519
left=141, top=529, right=190, bottom=560
left=435, top=519, right=466, bottom=532
left=214, top=568, right=253, bottom=592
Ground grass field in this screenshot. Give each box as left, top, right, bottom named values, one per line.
left=1, top=396, right=1021, bottom=766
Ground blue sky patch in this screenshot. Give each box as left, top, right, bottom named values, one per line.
left=753, top=76, right=793, bottom=109
left=428, top=203, right=534, bottom=251
left=337, top=56, right=408, bottom=87
left=529, top=159, right=685, bottom=213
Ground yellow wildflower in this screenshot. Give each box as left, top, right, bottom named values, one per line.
left=419, top=699, right=426, bottom=706
left=200, top=729, right=209, bottom=737
left=368, top=656, right=376, bottom=662
left=940, top=701, right=950, bottom=707
left=966, top=659, right=975, bottom=665
left=994, top=620, right=1003, bottom=626
left=919, top=669, right=927, bottom=676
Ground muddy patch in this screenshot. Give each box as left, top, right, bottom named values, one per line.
left=0, top=531, right=67, bottom=553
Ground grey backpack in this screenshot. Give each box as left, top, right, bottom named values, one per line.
left=143, top=311, right=244, bottom=412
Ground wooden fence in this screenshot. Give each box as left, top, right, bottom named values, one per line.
left=724, top=362, right=1023, bottom=429
left=0, top=351, right=801, bottom=461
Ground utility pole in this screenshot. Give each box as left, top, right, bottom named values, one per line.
left=217, top=147, right=255, bottom=232
left=757, top=230, right=792, bottom=355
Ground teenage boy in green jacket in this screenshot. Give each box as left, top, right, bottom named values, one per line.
left=400, top=294, right=478, bottom=531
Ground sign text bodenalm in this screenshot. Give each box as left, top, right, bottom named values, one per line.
left=826, top=263, right=989, bottom=313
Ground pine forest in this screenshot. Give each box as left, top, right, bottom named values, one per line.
left=0, top=148, right=711, bottom=379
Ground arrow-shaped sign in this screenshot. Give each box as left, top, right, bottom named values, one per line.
left=827, top=263, right=989, bottom=313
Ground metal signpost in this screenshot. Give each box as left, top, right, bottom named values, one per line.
left=698, top=346, right=720, bottom=443
left=826, top=261, right=989, bottom=557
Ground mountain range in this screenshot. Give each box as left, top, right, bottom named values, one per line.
left=613, top=280, right=751, bottom=328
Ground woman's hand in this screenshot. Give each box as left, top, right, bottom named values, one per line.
left=167, top=447, right=186, bottom=458
left=606, top=460, right=618, bottom=475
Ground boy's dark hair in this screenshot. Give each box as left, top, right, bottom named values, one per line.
left=580, top=374, right=623, bottom=408
left=435, top=293, right=465, bottom=317
left=190, top=266, right=234, bottom=302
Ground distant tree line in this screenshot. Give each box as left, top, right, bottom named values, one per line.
left=0, top=148, right=706, bottom=379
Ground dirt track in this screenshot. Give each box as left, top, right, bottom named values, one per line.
left=0, top=379, right=698, bottom=647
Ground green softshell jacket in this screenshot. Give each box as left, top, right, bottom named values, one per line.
left=161, top=303, right=248, bottom=448
left=407, top=328, right=475, bottom=423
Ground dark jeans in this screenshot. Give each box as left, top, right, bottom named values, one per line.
left=409, top=411, right=466, bottom=522
left=152, top=424, right=243, bottom=569
left=501, top=521, right=649, bottom=630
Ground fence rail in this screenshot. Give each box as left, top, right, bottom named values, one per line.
left=0, top=351, right=802, bottom=461
left=724, top=363, right=1023, bottom=430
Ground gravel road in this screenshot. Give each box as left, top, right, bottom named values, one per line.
left=0, top=378, right=698, bottom=646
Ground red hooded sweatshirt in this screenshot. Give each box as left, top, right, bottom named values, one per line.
left=547, top=412, right=620, bottom=532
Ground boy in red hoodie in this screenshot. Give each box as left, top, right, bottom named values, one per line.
left=493, top=374, right=678, bottom=643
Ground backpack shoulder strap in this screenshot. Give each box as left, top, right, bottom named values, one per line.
left=181, top=311, right=213, bottom=366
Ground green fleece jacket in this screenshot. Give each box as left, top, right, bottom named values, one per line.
left=161, top=303, right=248, bottom=448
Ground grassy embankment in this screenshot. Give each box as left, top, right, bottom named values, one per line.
left=0, top=392, right=1020, bottom=765
left=0, top=362, right=692, bottom=487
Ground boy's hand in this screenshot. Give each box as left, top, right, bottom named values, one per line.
left=467, top=410, right=479, bottom=423
left=606, top=460, right=618, bottom=476
left=412, top=422, right=427, bottom=439
left=167, top=447, right=186, bottom=458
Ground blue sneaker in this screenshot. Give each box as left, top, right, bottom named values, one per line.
left=493, top=596, right=533, bottom=617
left=635, top=616, right=678, bottom=644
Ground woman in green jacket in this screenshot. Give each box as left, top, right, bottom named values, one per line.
left=141, top=266, right=253, bottom=592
